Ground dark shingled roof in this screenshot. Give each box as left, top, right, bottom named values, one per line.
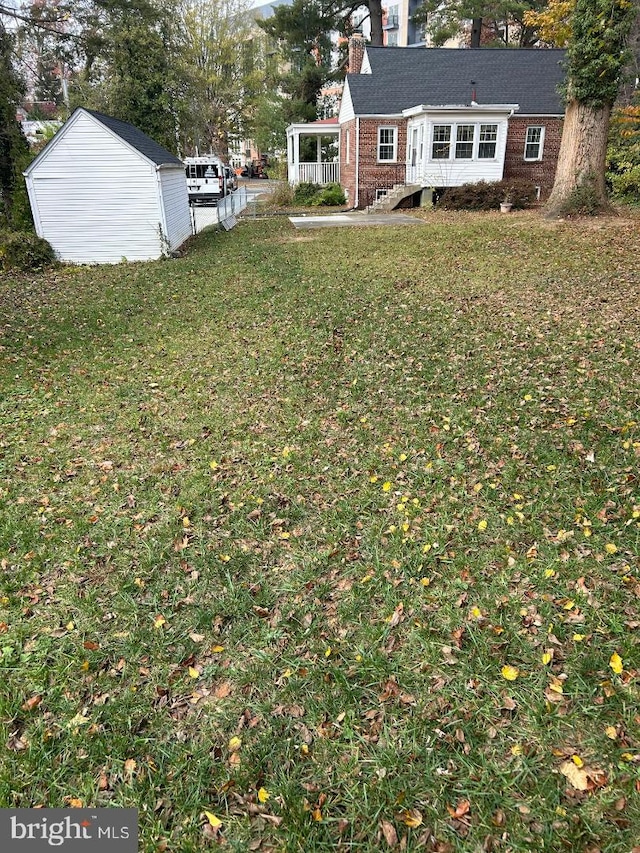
left=82, top=108, right=183, bottom=166
left=348, top=48, right=567, bottom=116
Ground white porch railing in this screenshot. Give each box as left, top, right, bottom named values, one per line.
left=292, top=162, right=340, bottom=185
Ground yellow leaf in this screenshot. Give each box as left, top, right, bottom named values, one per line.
left=501, top=665, right=519, bottom=681
left=204, top=811, right=222, bottom=828
left=228, top=736, right=242, bottom=752
left=153, top=614, right=166, bottom=629
left=312, top=808, right=323, bottom=822
left=67, top=713, right=90, bottom=728
left=474, top=482, right=483, bottom=493
left=609, top=652, right=623, bottom=675
left=399, top=808, right=423, bottom=828
left=67, top=798, right=83, bottom=808
left=542, top=652, right=552, bottom=665
left=325, top=647, right=332, bottom=657
left=571, top=755, right=584, bottom=768
left=605, top=543, right=617, bottom=554
left=544, top=568, right=556, bottom=578
left=563, top=600, right=575, bottom=610
left=182, top=516, right=191, bottom=529
left=420, top=577, right=431, bottom=587
left=257, top=787, right=270, bottom=803
left=605, top=726, right=617, bottom=740
left=559, top=760, right=588, bottom=791
left=382, top=482, right=392, bottom=492
left=471, top=606, right=482, bottom=619
left=478, top=519, right=488, bottom=531
left=188, top=666, right=200, bottom=679
left=511, top=744, right=523, bottom=756
left=300, top=743, right=309, bottom=755
left=211, top=645, right=225, bottom=653
left=573, top=634, right=585, bottom=642
left=66, top=620, right=75, bottom=631
left=399, top=453, right=408, bottom=462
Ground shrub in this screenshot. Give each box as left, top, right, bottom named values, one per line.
left=561, top=178, right=605, bottom=216
left=313, top=182, right=346, bottom=206
left=437, top=180, right=537, bottom=211
left=609, top=164, right=640, bottom=202
left=0, top=231, right=57, bottom=272
left=268, top=182, right=295, bottom=208
left=293, top=182, right=321, bottom=205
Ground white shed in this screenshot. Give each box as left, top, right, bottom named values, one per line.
left=24, top=108, right=192, bottom=264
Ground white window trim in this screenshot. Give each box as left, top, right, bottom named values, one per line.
left=428, top=122, right=499, bottom=163
left=524, top=125, right=545, bottom=162
left=377, top=126, right=398, bottom=163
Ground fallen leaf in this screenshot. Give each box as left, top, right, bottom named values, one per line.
left=397, top=808, right=422, bottom=828
left=204, top=810, right=222, bottom=828
left=610, top=652, right=623, bottom=675
left=386, top=602, right=404, bottom=628
left=501, top=665, right=519, bottom=681
left=447, top=800, right=471, bottom=819
left=21, top=695, right=43, bottom=712
left=380, top=820, right=398, bottom=847
left=559, top=760, right=589, bottom=790
left=257, top=787, right=270, bottom=803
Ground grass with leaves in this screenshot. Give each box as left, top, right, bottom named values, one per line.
left=1, top=210, right=639, bottom=852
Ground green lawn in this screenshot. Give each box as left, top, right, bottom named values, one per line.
left=1, top=211, right=639, bottom=852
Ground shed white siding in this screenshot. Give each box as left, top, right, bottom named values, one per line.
left=25, top=111, right=191, bottom=264
left=158, top=166, right=192, bottom=252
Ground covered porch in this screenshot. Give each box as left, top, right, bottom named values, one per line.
left=286, top=118, right=340, bottom=185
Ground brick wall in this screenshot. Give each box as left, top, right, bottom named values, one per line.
left=504, top=117, right=563, bottom=197
left=340, top=119, right=357, bottom=207
left=340, top=114, right=563, bottom=208
left=355, top=118, right=408, bottom=208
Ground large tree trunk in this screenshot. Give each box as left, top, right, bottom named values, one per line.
left=368, top=0, right=383, bottom=46
left=545, top=99, right=612, bottom=217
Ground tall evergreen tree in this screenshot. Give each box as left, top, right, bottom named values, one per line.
left=0, top=21, right=30, bottom=227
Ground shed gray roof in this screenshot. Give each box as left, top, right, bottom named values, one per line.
left=82, top=109, right=183, bottom=166
left=349, top=48, right=567, bottom=115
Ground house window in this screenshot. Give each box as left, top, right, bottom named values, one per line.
left=432, top=125, right=451, bottom=159
left=378, top=126, right=397, bottom=162
left=455, top=125, right=475, bottom=159
left=478, top=124, right=498, bottom=159
left=345, top=128, right=350, bottom=164
left=525, top=126, right=544, bottom=161
left=386, top=31, right=398, bottom=46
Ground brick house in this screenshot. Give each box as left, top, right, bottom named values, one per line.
left=339, top=42, right=566, bottom=209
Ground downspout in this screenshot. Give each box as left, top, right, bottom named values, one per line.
left=355, top=117, right=360, bottom=209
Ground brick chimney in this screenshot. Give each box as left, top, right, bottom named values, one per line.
left=348, top=34, right=365, bottom=74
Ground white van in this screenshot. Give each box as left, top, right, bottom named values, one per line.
left=184, top=156, right=227, bottom=205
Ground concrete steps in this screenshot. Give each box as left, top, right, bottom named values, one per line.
left=366, top=184, right=421, bottom=213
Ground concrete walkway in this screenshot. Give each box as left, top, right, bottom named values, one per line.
left=289, top=212, right=423, bottom=229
